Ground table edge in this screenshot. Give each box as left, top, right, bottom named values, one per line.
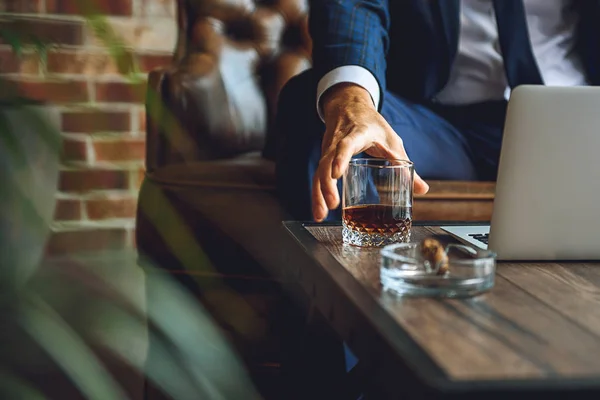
left=283, top=221, right=600, bottom=395
left=283, top=221, right=448, bottom=387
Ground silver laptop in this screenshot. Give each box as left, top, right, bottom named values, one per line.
left=442, top=85, right=600, bottom=261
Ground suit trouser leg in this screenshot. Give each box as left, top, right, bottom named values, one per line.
left=275, top=69, right=479, bottom=223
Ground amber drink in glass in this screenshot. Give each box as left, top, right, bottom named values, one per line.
left=342, top=158, right=414, bottom=247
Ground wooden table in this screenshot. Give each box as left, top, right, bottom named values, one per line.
left=284, top=222, right=600, bottom=399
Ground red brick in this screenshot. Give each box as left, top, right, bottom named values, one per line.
left=62, top=139, right=88, bottom=162
left=62, top=111, right=131, bottom=133
left=86, top=196, right=137, bottom=220
left=46, top=0, right=133, bottom=16
left=0, top=48, right=40, bottom=74
left=46, top=50, right=136, bottom=75
left=138, top=53, right=173, bottom=72
left=139, top=109, right=146, bottom=132
left=93, top=139, right=145, bottom=162
left=54, top=199, right=82, bottom=221
left=59, top=169, right=129, bottom=192
left=6, top=80, right=89, bottom=103
left=0, top=48, right=21, bottom=73
left=0, top=18, right=85, bottom=46
left=45, top=228, right=128, bottom=255
left=95, top=82, right=147, bottom=103
left=0, top=0, right=42, bottom=12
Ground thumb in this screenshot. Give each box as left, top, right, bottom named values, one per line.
left=383, top=135, right=430, bottom=195
left=413, top=171, right=429, bottom=195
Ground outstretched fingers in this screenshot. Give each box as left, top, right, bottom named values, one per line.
left=332, top=129, right=371, bottom=179
left=313, top=150, right=339, bottom=221
left=381, top=130, right=430, bottom=195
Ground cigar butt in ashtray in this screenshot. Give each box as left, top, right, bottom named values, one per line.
left=419, top=238, right=450, bottom=276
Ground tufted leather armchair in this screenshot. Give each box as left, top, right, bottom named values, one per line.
left=145, top=0, right=311, bottom=171
left=137, top=0, right=495, bottom=397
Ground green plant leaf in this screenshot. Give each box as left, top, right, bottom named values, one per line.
left=31, top=37, right=55, bottom=69
left=0, top=368, right=48, bottom=400
left=0, top=27, right=23, bottom=57
left=0, top=18, right=58, bottom=67
left=19, top=295, right=128, bottom=400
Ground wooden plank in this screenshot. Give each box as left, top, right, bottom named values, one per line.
left=306, top=225, right=600, bottom=381
left=378, top=181, right=496, bottom=199
left=416, top=181, right=495, bottom=200
left=498, top=263, right=600, bottom=335
left=413, top=199, right=493, bottom=221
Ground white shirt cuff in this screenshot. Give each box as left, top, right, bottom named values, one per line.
left=315, top=66, right=381, bottom=121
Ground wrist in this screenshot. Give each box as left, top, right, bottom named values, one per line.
left=321, top=83, right=375, bottom=119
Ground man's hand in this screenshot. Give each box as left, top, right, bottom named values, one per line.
left=313, top=83, right=430, bottom=222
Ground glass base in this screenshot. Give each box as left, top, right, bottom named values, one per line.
left=381, top=275, right=495, bottom=298
left=379, top=242, right=496, bottom=298
left=342, top=223, right=411, bottom=247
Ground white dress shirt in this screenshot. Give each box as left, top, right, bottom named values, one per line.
left=316, top=0, right=588, bottom=119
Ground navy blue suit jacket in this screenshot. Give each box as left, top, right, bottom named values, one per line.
left=308, top=0, right=600, bottom=109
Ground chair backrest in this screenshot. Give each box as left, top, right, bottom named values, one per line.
left=162, top=0, right=311, bottom=161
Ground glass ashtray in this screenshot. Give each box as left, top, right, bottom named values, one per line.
left=380, top=242, right=496, bottom=298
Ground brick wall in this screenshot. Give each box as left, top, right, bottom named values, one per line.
left=1, top=0, right=176, bottom=254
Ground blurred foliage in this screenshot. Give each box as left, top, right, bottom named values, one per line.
left=0, top=250, right=262, bottom=399
left=0, top=1, right=265, bottom=399
left=0, top=16, right=56, bottom=70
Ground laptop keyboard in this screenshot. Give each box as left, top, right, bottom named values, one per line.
left=469, top=233, right=489, bottom=245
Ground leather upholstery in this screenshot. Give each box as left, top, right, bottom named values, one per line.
left=149, top=151, right=275, bottom=190
left=149, top=0, right=311, bottom=167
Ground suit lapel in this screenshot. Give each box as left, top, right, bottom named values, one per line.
left=576, top=0, right=600, bottom=84
left=435, top=0, right=461, bottom=66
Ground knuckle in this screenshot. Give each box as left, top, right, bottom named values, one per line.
left=317, top=158, right=329, bottom=171
left=320, top=149, right=334, bottom=161
left=328, top=125, right=346, bottom=140
left=326, top=132, right=344, bottom=149
left=383, top=126, right=402, bottom=145
left=338, top=136, right=354, bottom=149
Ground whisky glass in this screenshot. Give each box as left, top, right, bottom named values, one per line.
left=342, top=158, right=414, bottom=247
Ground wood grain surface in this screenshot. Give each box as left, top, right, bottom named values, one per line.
left=305, top=225, right=600, bottom=381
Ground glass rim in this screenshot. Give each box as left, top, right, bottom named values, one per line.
left=348, top=158, right=414, bottom=168
left=380, top=242, right=497, bottom=266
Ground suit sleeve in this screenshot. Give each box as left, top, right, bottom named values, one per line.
left=308, top=0, right=390, bottom=112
